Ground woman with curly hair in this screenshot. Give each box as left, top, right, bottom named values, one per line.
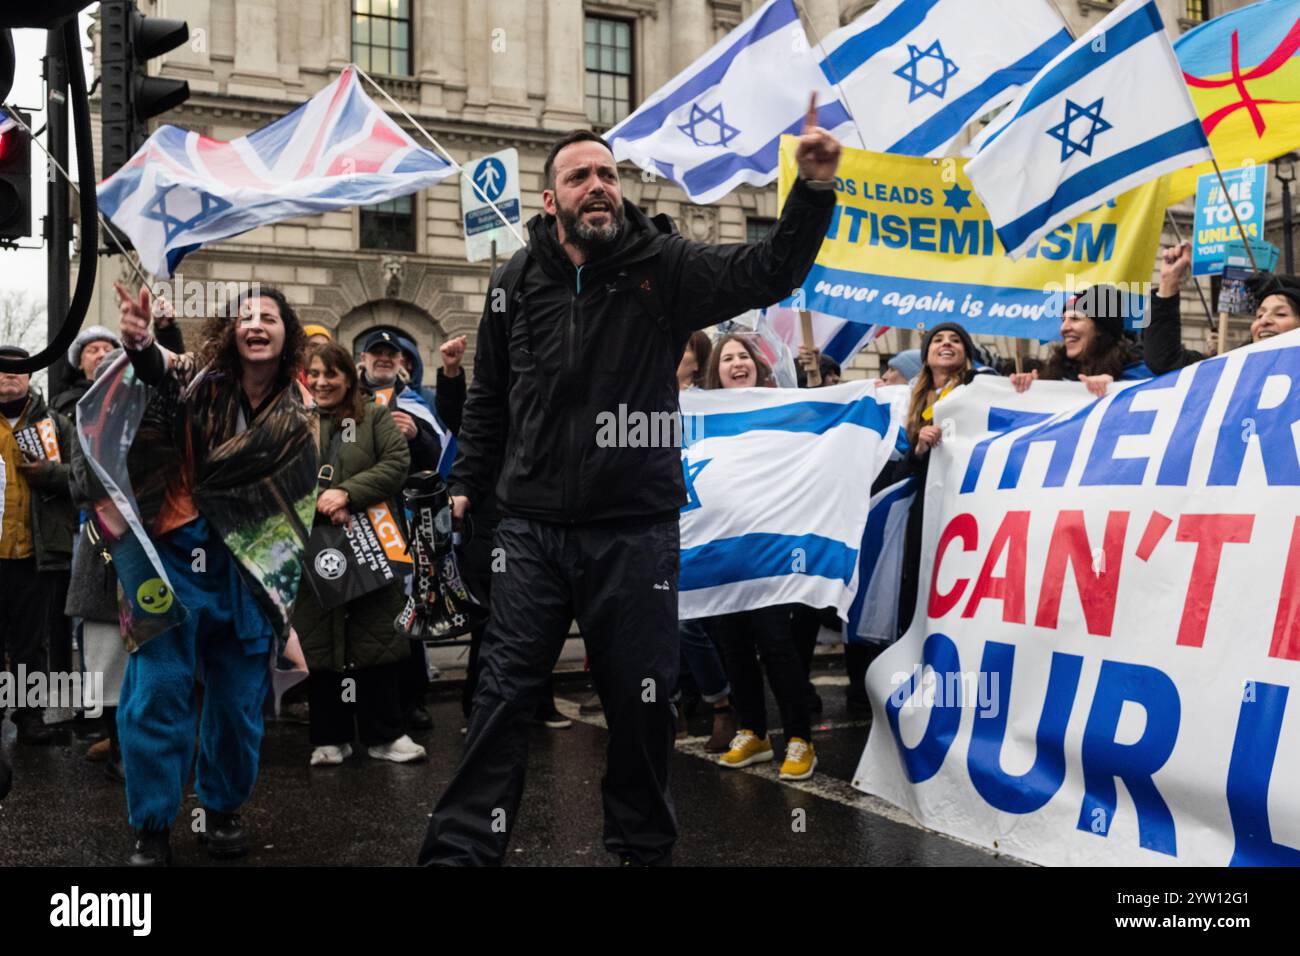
left=112, top=282, right=317, bottom=866
left=1010, top=285, right=1150, bottom=397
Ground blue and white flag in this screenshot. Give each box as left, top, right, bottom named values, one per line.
left=965, top=0, right=1214, bottom=259
left=98, top=67, right=456, bottom=277
left=677, top=381, right=903, bottom=620
left=373, top=384, right=453, bottom=478
left=763, top=306, right=886, bottom=367
left=845, top=475, right=916, bottom=645
left=605, top=0, right=851, bottom=205
left=818, top=0, right=1071, bottom=156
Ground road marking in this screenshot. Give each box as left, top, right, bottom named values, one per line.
left=553, top=695, right=1008, bottom=861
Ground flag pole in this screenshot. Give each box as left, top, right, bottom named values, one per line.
left=1210, top=158, right=1260, bottom=272
left=793, top=0, right=868, bottom=150
left=1163, top=209, right=1216, bottom=331
left=353, top=64, right=528, bottom=248
left=1209, top=158, right=1260, bottom=356
left=7, top=105, right=156, bottom=288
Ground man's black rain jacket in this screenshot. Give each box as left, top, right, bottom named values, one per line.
left=449, top=177, right=836, bottom=524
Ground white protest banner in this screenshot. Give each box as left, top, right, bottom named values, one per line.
left=854, top=334, right=1300, bottom=866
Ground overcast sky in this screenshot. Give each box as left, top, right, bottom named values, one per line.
left=1, top=11, right=98, bottom=336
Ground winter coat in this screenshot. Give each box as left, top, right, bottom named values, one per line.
left=873, top=366, right=999, bottom=637
left=359, top=373, right=441, bottom=473
left=293, top=401, right=411, bottom=673
left=65, top=433, right=120, bottom=624
left=0, top=389, right=76, bottom=571
left=1142, top=292, right=1206, bottom=375
left=450, top=177, right=835, bottom=525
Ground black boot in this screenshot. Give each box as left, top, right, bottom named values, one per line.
left=404, top=704, right=434, bottom=731
left=104, top=707, right=124, bottom=783
left=200, top=810, right=248, bottom=860
left=0, top=750, right=11, bottom=801
left=15, top=712, right=67, bottom=746
left=129, top=829, right=171, bottom=866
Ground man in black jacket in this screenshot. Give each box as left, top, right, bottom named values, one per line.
left=418, top=106, right=840, bottom=866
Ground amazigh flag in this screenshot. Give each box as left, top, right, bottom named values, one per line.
left=1169, top=0, right=1300, bottom=202
left=75, top=355, right=188, bottom=649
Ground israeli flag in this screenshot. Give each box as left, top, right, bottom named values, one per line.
left=605, top=0, right=851, bottom=205
left=845, top=476, right=917, bottom=645
left=678, top=381, right=903, bottom=620
left=818, top=0, right=1071, bottom=156
left=762, top=306, right=885, bottom=366
left=965, top=0, right=1214, bottom=259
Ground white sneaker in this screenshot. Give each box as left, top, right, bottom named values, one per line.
left=310, top=743, right=352, bottom=766
left=368, top=734, right=427, bottom=763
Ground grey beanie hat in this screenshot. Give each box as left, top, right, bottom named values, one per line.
left=887, top=348, right=923, bottom=382
left=68, top=325, right=121, bottom=370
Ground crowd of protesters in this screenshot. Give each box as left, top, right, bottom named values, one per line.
left=2, top=119, right=1299, bottom=866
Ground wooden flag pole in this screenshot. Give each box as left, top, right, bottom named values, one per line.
left=1209, top=160, right=1261, bottom=354
left=799, top=310, right=822, bottom=387
left=1210, top=158, right=1260, bottom=272
left=1163, top=209, right=1216, bottom=331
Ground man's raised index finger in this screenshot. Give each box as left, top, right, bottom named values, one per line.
left=803, top=92, right=818, bottom=133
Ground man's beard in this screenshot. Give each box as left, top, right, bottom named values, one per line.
left=366, top=363, right=398, bottom=387
left=557, top=196, right=625, bottom=259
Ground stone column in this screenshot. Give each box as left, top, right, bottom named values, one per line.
left=417, top=0, right=442, bottom=80
left=462, top=0, right=491, bottom=118
left=485, top=0, right=532, bottom=120
left=541, top=0, right=586, bottom=129
left=671, top=0, right=711, bottom=75
left=329, top=0, right=351, bottom=70
left=233, top=0, right=279, bottom=79
left=802, top=0, right=843, bottom=45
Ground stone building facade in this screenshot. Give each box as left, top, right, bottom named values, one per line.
left=84, top=0, right=1280, bottom=379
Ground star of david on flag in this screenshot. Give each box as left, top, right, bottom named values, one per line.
left=681, top=458, right=711, bottom=512
left=1046, top=98, right=1113, bottom=161
left=605, top=0, right=851, bottom=205
left=893, top=40, right=960, bottom=102
left=142, top=186, right=233, bottom=243
left=816, top=0, right=1071, bottom=156
left=98, top=67, right=456, bottom=277
left=966, top=0, right=1212, bottom=259
left=678, top=104, right=742, bottom=148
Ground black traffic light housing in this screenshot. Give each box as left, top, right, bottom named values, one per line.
left=0, top=108, right=31, bottom=240
left=100, top=0, right=189, bottom=180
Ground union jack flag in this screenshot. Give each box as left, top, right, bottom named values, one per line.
left=98, top=67, right=456, bottom=277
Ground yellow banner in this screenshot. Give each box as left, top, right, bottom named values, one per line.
left=778, top=137, right=1169, bottom=340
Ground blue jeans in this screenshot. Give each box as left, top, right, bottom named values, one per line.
left=678, top=619, right=730, bottom=703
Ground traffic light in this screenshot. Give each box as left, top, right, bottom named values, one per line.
left=0, top=108, right=31, bottom=240
left=100, top=0, right=189, bottom=180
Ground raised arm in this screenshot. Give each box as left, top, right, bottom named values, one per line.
left=446, top=266, right=512, bottom=517
left=665, top=95, right=840, bottom=334
left=1143, top=242, right=1206, bottom=375
left=114, top=282, right=180, bottom=386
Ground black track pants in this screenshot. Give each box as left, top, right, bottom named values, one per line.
left=419, top=515, right=680, bottom=866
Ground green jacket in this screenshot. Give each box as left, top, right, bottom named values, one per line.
left=294, top=401, right=412, bottom=672
left=1, top=390, right=76, bottom=572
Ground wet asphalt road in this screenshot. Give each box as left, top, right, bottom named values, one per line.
left=0, top=660, right=1014, bottom=867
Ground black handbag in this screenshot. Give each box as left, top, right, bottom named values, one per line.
left=302, top=426, right=408, bottom=611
